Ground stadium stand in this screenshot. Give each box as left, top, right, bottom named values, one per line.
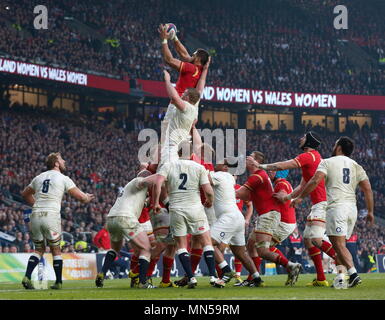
left=0, top=0, right=384, bottom=94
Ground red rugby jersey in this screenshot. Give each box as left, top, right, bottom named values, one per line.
left=234, top=184, right=244, bottom=212
left=243, top=169, right=280, bottom=216
left=274, top=178, right=296, bottom=224
left=294, top=150, right=327, bottom=205
left=175, top=62, right=203, bottom=96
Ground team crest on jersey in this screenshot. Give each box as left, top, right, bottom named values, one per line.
left=198, top=226, right=205, bottom=231
left=220, top=232, right=225, bottom=238
left=336, top=227, right=342, bottom=233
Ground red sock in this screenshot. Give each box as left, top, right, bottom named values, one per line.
left=146, top=257, right=160, bottom=277
left=234, top=258, right=243, bottom=273
left=320, top=240, right=337, bottom=260
left=308, top=246, right=326, bottom=281
left=248, top=257, right=262, bottom=280
left=131, top=254, right=139, bottom=274
left=161, top=256, right=174, bottom=283
left=270, top=247, right=285, bottom=259
left=190, top=248, right=203, bottom=273
left=215, top=264, right=223, bottom=278
left=252, top=257, right=262, bottom=273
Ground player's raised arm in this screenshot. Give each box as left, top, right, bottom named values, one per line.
left=173, top=37, right=194, bottom=62
left=195, top=56, right=211, bottom=95
left=359, top=179, right=374, bottom=227
left=21, top=186, right=35, bottom=206
left=159, top=24, right=182, bottom=71
left=68, top=187, right=95, bottom=204
left=191, top=121, right=203, bottom=155
left=248, top=156, right=299, bottom=172
left=163, top=70, right=185, bottom=111
left=291, top=171, right=325, bottom=207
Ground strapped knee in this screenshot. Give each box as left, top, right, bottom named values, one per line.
left=33, top=240, right=45, bottom=251
left=255, top=241, right=270, bottom=249
left=48, top=237, right=61, bottom=248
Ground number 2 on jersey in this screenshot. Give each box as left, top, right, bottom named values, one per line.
left=342, top=168, right=350, bottom=184
left=42, top=179, right=50, bottom=193
left=178, top=173, right=188, bottom=190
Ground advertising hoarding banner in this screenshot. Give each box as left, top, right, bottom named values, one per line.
left=0, top=253, right=97, bottom=282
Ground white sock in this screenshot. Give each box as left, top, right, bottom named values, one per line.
left=251, top=272, right=260, bottom=279
left=218, top=261, right=228, bottom=269
left=236, top=272, right=241, bottom=276
left=347, top=267, right=357, bottom=276
left=287, top=261, right=295, bottom=268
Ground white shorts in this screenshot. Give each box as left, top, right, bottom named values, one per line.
left=107, top=216, right=144, bottom=242
left=211, top=210, right=245, bottom=246
left=169, top=206, right=210, bottom=237
left=272, top=222, right=296, bottom=244
left=254, top=211, right=281, bottom=236
left=303, top=201, right=327, bottom=239
left=326, top=203, right=357, bottom=239
left=30, top=211, right=61, bottom=245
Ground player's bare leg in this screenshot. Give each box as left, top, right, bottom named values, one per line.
left=229, top=245, right=265, bottom=287
left=329, top=236, right=361, bottom=288
left=255, top=233, right=302, bottom=286
left=22, top=243, right=46, bottom=290
left=211, top=239, right=233, bottom=286
left=243, top=234, right=262, bottom=285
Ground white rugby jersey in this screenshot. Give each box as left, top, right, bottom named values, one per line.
left=28, top=170, right=76, bottom=214
left=210, top=171, right=240, bottom=217
left=108, top=177, right=148, bottom=218
left=158, top=159, right=209, bottom=210
left=317, top=155, right=368, bottom=206
left=163, top=102, right=198, bottom=147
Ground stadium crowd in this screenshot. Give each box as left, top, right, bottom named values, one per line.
left=0, top=102, right=384, bottom=273
left=0, top=0, right=384, bottom=95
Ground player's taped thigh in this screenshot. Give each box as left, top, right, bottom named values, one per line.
left=33, top=239, right=46, bottom=251
left=255, top=240, right=271, bottom=248
left=47, top=236, right=61, bottom=248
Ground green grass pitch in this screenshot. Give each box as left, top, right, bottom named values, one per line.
left=1, top=273, right=384, bottom=300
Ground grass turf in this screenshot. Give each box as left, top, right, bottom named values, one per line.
left=0, top=273, right=384, bottom=300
